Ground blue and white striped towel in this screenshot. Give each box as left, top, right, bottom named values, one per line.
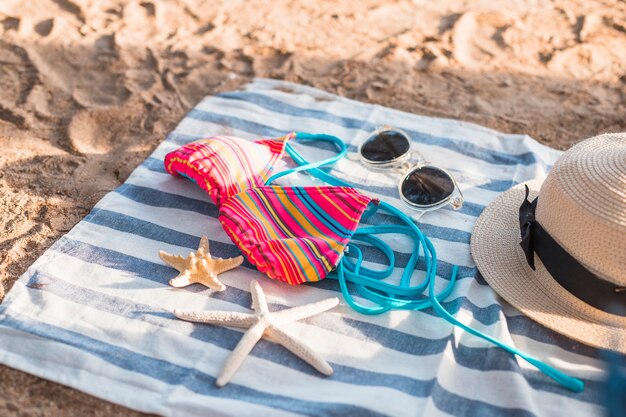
left=0, top=79, right=609, bottom=416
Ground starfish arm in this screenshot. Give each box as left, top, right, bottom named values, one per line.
left=173, top=310, right=257, bottom=327
left=194, top=272, right=226, bottom=292
left=159, top=251, right=188, bottom=272
left=250, top=280, right=269, bottom=313
left=217, top=321, right=266, bottom=387
left=271, top=297, right=339, bottom=325
left=169, top=271, right=194, bottom=288
left=199, top=236, right=210, bottom=255
left=267, top=326, right=333, bottom=376
left=214, top=256, right=244, bottom=275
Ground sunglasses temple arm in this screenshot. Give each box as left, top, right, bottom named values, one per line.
left=447, top=171, right=464, bottom=209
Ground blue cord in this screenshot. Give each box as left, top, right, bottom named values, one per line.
left=264, top=132, right=347, bottom=185
left=266, top=131, right=584, bottom=392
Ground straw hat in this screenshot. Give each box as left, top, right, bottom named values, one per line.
left=471, top=133, right=626, bottom=352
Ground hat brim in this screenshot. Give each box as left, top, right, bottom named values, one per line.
left=471, top=180, right=626, bottom=353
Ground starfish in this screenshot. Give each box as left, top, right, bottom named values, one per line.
left=174, top=280, right=339, bottom=387
left=159, top=236, right=243, bottom=291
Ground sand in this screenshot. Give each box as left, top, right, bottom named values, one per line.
left=0, top=0, right=625, bottom=414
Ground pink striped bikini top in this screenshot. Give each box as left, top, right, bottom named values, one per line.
left=164, top=133, right=378, bottom=285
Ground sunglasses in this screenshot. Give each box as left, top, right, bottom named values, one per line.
left=358, top=126, right=464, bottom=212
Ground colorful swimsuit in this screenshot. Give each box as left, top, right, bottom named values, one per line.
left=165, top=132, right=377, bottom=285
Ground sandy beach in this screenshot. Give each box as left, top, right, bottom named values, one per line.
left=0, top=0, right=625, bottom=414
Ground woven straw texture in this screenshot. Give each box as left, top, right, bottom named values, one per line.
left=537, top=133, right=626, bottom=285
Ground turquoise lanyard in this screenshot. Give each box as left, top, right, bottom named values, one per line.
left=266, top=132, right=584, bottom=392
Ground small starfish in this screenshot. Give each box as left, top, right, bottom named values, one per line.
left=174, top=280, right=339, bottom=387
left=159, top=236, right=243, bottom=291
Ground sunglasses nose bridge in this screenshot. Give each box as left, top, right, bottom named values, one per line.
left=395, top=160, right=413, bottom=174
left=410, top=150, right=426, bottom=165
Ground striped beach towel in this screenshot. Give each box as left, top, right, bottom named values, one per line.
left=0, top=79, right=610, bottom=416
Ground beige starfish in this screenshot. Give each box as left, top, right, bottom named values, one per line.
left=174, top=280, right=339, bottom=387
left=159, top=236, right=243, bottom=291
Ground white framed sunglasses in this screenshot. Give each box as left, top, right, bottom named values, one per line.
left=357, top=125, right=464, bottom=212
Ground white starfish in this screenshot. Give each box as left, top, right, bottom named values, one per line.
left=174, top=280, right=339, bottom=387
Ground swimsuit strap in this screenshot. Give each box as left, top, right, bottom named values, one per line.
left=275, top=132, right=583, bottom=393
left=264, top=132, right=347, bottom=185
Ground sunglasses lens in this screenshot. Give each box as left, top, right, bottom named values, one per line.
left=360, top=130, right=410, bottom=163
left=401, top=166, right=455, bottom=207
